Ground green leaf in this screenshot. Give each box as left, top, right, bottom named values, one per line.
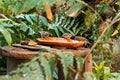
left=39, top=55, right=52, bottom=80
left=63, top=27, right=74, bottom=35
left=28, top=26, right=35, bottom=35
left=67, top=0, right=74, bottom=6
left=83, top=72, right=96, bottom=80
left=23, top=0, right=38, bottom=11
left=103, top=67, right=110, bottom=80
left=9, top=2, right=24, bottom=14
left=102, top=43, right=110, bottom=49
left=49, top=26, right=61, bottom=37
left=72, top=22, right=79, bottom=34
left=75, top=55, right=83, bottom=72
left=30, top=14, right=37, bottom=22
left=35, top=0, right=44, bottom=10
left=104, top=67, right=110, bottom=74
left=112, top=42, right=119, bottom=54
left=47, top=54, right=57, bottom=74
left=20, top=22, right=35, bottom=35
left=0, top=27, right=12, bottom=45
left=64, top=17, right=71, bottom=28
left=58, top=52, right=73, bottom=80
left=117, top=23, right=120, bottom=31
left=58, top=26, right=65, bottom=33
left=39, top=16, right=48, bottom=26
left=116, top=2, right=120, bottom=9
left=16, top=14, right=25, bottom=19
left=54, top=26, right=61, bottom=37
left=25, top=15, right=33, bottom=24
left=20, top=22, right=29, bottom=32
left=28, top=62, right=44, bottom=80
left=67, top=19, right=75, bottom=29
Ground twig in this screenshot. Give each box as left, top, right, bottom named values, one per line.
left=74, top=72, right=79, bottom=80
left=84, top=18, right=120, bottom=61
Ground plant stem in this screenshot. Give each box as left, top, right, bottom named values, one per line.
left=84, top=18, right=120, bottom=61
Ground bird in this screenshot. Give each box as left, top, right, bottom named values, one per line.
left=62, top=33, right=91, bottom=47
left=40, top=31, right=50, bottom=38
left=74, top=36, right=91, bottom=47
left=62, top=33, right=73, bottom=39
left=74, top=36, right=88, bottom=41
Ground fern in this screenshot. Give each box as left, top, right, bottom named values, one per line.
left=39, top=55, right=52, bottom=80
left=58, top=51, right=74, bottom=80
left=75, top=54, right=84, bottom=72
left=47, top=54, right=57, bottom=74
left=0, top=50, right=85, bottom=80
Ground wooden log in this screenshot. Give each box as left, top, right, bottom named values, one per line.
left=7, top=57, right=28, bottom=74
left=0, top=46, right=90, bottom=59
left=85, top=53, right=92, bottom=73
left=0, top=45, right=92, bottom=74
left=0, top=46, right=38, bottom=59
left=12, top=44, right=52, bottom=51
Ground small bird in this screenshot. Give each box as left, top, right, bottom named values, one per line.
left=62, top=33, right=91, bottom=47
left=74, top=36, right=88, bottom=41
left=40, top=31, right=49, bottom=38
left=62, top=33, right=73, bottom=39
left=74, top=36, right=91, bottom=47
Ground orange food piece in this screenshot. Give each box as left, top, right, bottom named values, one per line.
left=37, top=37, right=84, bottom=48
left=28, top=40, right=37, bottom=46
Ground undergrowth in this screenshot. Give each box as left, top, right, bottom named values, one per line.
left=0, top=51, right=84, bottom=80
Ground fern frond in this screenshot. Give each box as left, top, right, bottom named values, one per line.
left=39, top=55, right=53, bottom=80
left=64, top=17, right=71, bottom=28
left=67, top=19, right=75, bottom=29
left=47, top=54, right=57, bottom=74
left=58, top=52, right=73, bottom=80
left=75, top=55, right=84, bottom=72
left=54, top=14, right=59, bottom=25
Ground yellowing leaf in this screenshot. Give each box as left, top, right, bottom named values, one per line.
left=112, top=30, right=118, bottom=36
left=84, top=9, right=92, bottom=28
left=44, top=3, right=53, bottom=21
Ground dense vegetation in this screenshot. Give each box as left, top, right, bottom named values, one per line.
left=0, top=0, right=120, bottom=80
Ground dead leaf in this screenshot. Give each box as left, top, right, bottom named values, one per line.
left=44, top=3, right=53, bottom=21
left=112, top=30, right=118, bottom=36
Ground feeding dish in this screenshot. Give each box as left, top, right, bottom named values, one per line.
left=37, top=37, right=84, bottom=48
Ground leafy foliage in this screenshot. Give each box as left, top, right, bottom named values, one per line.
left=0, top=0, right=120, bottom=80
left=0, top=51, right=84, bottom=80
left=58, top=52, right=73, bottom=79
left=0, top=14, right=16, bottom=46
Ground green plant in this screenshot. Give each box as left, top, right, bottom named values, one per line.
left=93, top=61, right=106, bottom=80
left=0, top=14, right=16, bottom=46
left=0, top=0, right=120, bottom=80
left=0, top=51, right=84, bottom=80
